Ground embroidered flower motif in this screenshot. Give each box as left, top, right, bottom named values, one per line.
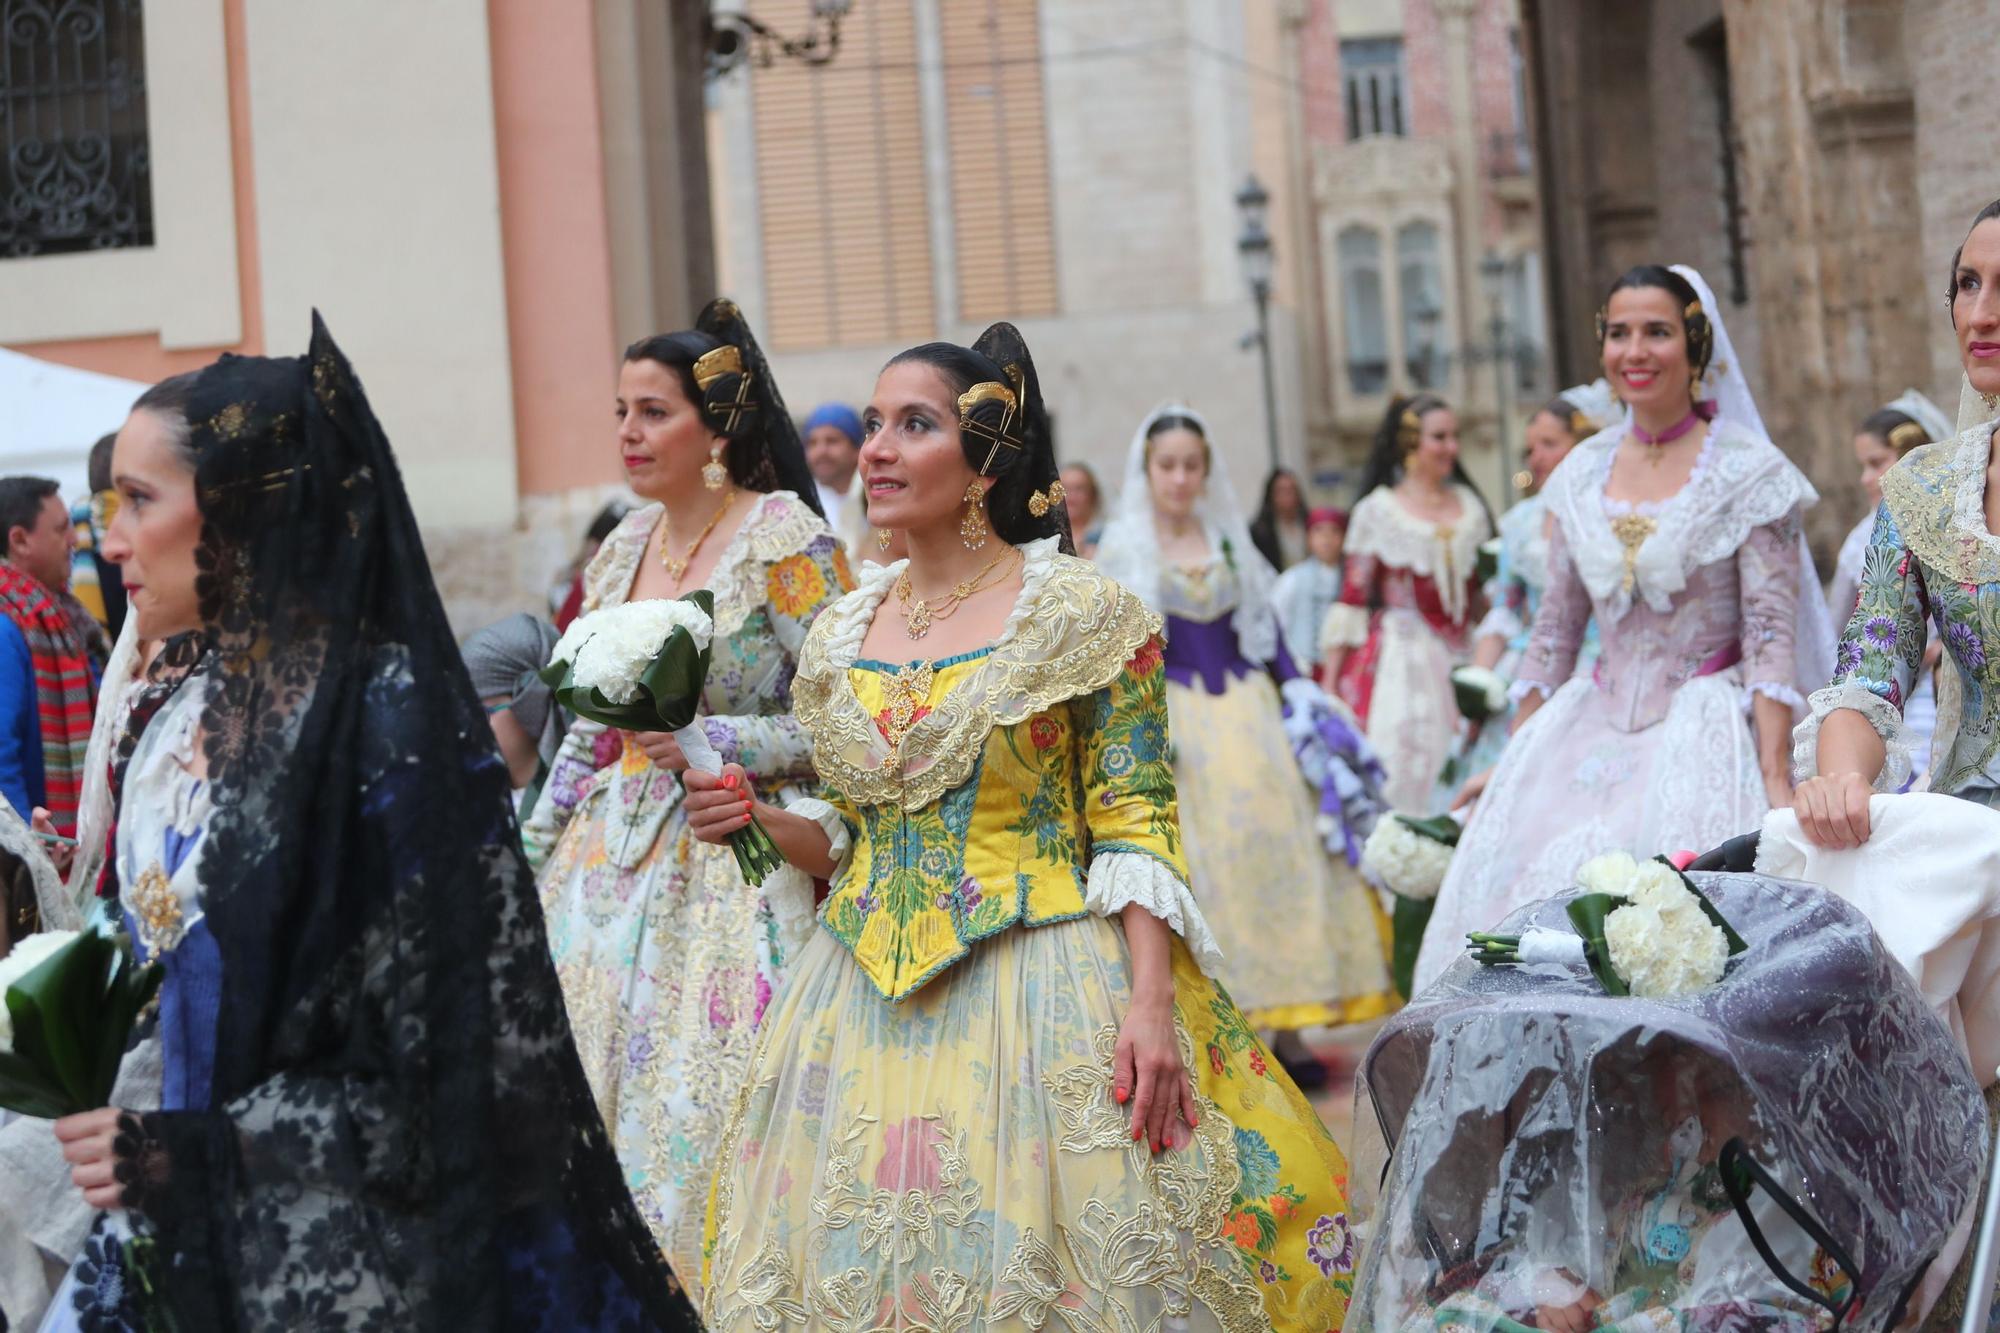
left=1126, top=636, right=1164, bottom=678
left=1946, top=618, right=1987, bottom=670
left=1247, top=1046, right=1268, bottom=1078
left=874, top=1116, right=947, bottom=1194
left=765, top=553, right=829, bottom=618
left=1224, top=1210, right=1262, bottom=1250
left=1208, top=1043, right=1227, bottom=1076
left=795, top=1061, right=830, bottom=1117
left=1099, top=743, right=1136, bottom=779
left=1028, top=716, right=1063, bottom=751
left=1307, top=1213, right=1357, bottom=1276
left=1862, top=615, right=1897, bottom=651
left=1233, top=1127, right=1282, bottom=1199
left=1834, top=639, right=1863, bottom=677
left=1259, top=1260, right=1280, bottom=1284
left=933, top=876, right=983, bottom=918
left=829, top=544, right=856, bottom=594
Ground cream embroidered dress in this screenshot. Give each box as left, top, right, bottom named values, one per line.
left=1320, top=485, right=1490, bottom=814
left=701, top=540, right=1360, bottom=1333
left=523, top=491, right=849, bottom=1291
left=1412, top=420, right=1825, bottom=993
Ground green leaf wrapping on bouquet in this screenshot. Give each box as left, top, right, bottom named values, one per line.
left=1390, top=894, right=1434, bottom=1000
left=1654, top=855, right=1749, bottom=956
left=0, top=926, right=162, bottom=1118
left=1398, top=813, right=1463, bottom=848
left=1564, top=892, right=1630, bottom=997
left=1451, top=676, right=1498, bottom=724
left=1474, top=539, right=1501, bottom=587
left=540, top=590, right=716, bottom=733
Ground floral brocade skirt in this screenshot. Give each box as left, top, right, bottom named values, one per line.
left=701, top=916, right=1359, bottom=1332
left=1167, top=669, right=1396, bottom=1031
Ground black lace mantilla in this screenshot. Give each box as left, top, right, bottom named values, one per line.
left=106, top=316, right=697, bottom=1330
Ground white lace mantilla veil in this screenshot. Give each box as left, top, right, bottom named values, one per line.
left=1545, top=265, right=1836, bottom=708
left=1094, top=401, right=1282, bottom=665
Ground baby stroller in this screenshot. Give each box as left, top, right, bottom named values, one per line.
left=1346, top=867, right=1986, bottom=1333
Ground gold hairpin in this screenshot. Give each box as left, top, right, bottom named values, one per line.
left=958, top=378, right=1022, bottom=475
left=1027, top=479, right=1066, bottom=518
left=692, top=344, right=744, bottom=388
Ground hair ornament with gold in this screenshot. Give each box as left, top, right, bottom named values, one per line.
left=1027, top=478, right=1066, bottom=519
left=958, top=366, right=1027, bottom=476
left=1397, top=406, right=1423, bottom=453
left=691, top=343, right=758, bottom=435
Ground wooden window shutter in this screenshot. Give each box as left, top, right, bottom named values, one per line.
left=749, top=0, right=935, bottom=349
left=937, top=0, right=1058, bottom=323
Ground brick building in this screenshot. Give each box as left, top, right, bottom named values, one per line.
left=1523, top=0, right=1996, bottom=559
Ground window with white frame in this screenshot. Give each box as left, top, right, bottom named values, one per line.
left=1341, top=38, right=1406, bottom=141
left=1397, top=220, right=1444, bottom=389
left=1338, top=225, right=1388, bottom=396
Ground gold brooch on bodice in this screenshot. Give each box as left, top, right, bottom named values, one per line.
left=128, top=863, right=187, bottom=956
left=1610, top=514, right=1658, bottom=596
left=881, top=661, right=935, bottom=755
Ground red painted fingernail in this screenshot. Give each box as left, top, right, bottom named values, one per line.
left=1114, top=1087, right=1129, bottom=1104
left=1152, top=1140, right=1163, bottom=1153
left=1132, top=1126, right=1143, bottom=1141
left=723, top=773, right=739, bottom=790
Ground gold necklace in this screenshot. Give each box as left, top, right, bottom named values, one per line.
left=894, top=547, right=1020, bottom=639
left=659, top=489, right=736, bottom=583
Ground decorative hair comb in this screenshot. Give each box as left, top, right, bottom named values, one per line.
left=958, top=370, right=1025, bottom=475
left=692, top=344, right=758, bottom=434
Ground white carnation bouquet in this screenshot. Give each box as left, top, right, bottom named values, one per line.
left=0, top=914, right=161, bottom=1118
left=1467, top=851, right=1747, bottom=998
left=1360, top=813, right=1460, bottom=998
left=542, top=590, right=782, bottom=884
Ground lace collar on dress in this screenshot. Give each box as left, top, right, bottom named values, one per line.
left=793, top=537, right=1159, bottom=811
left=1881, top=420, right=2000, bottom=586
left=582, top=490, right=829, bottom=637
left=1346, top=483, right=1490, bottom=622
left=1546, top=417, right=1818, bottom=623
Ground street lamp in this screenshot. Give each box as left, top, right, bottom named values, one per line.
left=1478, top=250, right=1521, bottom=495
left=1235, top=174, right=1281, bottom=471
left=707, top=0, right=852, bottom=81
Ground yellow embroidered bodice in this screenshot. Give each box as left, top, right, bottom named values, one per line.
left=793, top=542, right=1189, bottom=1001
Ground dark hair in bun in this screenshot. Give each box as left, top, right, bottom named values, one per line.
left=885, top=322, right=1072, bottom=551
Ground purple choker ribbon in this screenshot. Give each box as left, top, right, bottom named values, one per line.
left=1632, top=400, right=1718, bottom=446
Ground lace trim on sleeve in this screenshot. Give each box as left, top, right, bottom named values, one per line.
left=1508, top=679, right=1555, bottom=706
left=1084, top=848, right=1225, bottom=977
left=1744, top=680, right=1805, bottom=715
left=784, top=795, right=852, bottom=877
left=1792, top=682, right=1912, bottom=793
left=1475, top=603, right=1525, bottom=646
left=1320, top=601, right=1370, bottom=651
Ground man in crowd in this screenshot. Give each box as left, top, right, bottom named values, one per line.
left=0, top=477, right=102, bottom=833
left=803, top=402, right=868, bottom=555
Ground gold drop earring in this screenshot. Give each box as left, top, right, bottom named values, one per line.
left=960, top=480, right=989, bottom=550
left=702, top=443, right=728, bottom=491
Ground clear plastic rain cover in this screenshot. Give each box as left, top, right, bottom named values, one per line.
left=1348, top=873, right=1986, bottom=1333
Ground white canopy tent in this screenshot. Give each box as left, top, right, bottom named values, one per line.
left=0, top=346, right=149, bottom=502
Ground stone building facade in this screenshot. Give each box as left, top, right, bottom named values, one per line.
left=1523, top=0, right=1995, bottom=559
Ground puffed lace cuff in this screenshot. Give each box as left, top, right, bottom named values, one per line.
left=1743, top=680, right=1805, bottom=715
left=1475, top=604, right=1524, bottom=646
left=785, top=796, right=854, bottom=878
left=1319, top=602, right=1370, bottom=652
left=1791, top=682, right=1911, bottom=794
left=1507, top=678, right=1555, bottom=706
left=1085, top=849, right=1226, bottom=977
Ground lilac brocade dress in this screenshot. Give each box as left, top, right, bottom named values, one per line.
left=1412, top=423, right=1816, bottom=993
left=1159, top=559, right=1393, bottom=1029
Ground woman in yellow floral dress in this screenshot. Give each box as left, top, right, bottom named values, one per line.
left=687, top=323, right=1358, bottom=1332
left=523, top=300, right=851, bottom=1295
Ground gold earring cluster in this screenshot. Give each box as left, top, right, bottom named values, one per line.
left=702, top=443, right=729, bottom=491
left=960, top=480, right=989, bottom=549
